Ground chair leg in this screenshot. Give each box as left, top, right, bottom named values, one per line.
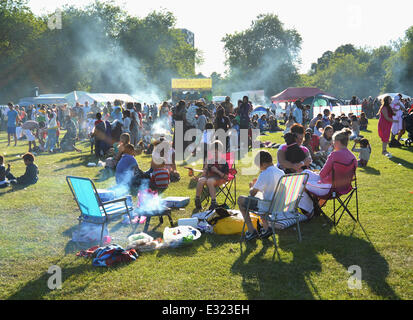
left=143, top=217, right=151, bottom=233
left=240, top=221, right=246, bottom=243
left=270, top=223, right=278, bottom=248
left=167, top=214, right=174, bottom=227
left=296, top=217, right=302, bottom=242
left=100, top=223, right=105, bottom=247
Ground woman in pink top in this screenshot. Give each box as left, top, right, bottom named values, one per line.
left=300, top=128, right=357, bottom=213
left=378, top=96, right=397, bottom=157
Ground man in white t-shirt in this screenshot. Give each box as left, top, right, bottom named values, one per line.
left=238, top=151, right=284, bottom=241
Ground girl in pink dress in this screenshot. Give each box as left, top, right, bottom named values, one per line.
left=378, top=96, right=397, bottom=157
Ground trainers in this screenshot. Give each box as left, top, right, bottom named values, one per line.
left=208, top=201, right=218, bottom=211
left=260, top=228, right=274, bottom=239
left=195, top=198, right=202, bottom=210
left=244, top=231, right=259, bottom=242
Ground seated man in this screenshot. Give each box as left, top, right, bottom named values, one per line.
left=237, top=151, right=284, bottom=241
left=115, top=144, right=139, bottom=187
left=194, top=140, right=229, bottom=210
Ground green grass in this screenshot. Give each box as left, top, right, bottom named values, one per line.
left=0, top=120, right=412, bottom=300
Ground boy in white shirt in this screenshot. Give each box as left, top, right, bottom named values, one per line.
left=238, top=151, right=284, bottom=241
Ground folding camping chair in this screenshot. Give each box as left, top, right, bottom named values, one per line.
left=201, top=152, right=237, bottom=208
left=241, top=173, right=309, bottom=246
left=66, top=176, right=134, bottom=246
left=306, top=159, right=360, bottom=227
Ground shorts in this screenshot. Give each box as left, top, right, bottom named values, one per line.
left=242, top=196, right=271, bottom=212
left=7, top=126, right=16, bottom=134
left=25, top=129, right=35, bottom=142
left=244, top=197, right=259, bottom=211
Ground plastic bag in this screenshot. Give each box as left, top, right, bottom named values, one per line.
left=163, top=226, right=201, bottom=247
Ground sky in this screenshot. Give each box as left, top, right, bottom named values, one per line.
left=28, top=0, right=413, bottom=77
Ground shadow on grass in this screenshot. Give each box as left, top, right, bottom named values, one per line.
left=389, top=156, right=413, bottom=169
left=6, top=256, right=131, bottom=300
left=0, top=183, right=35, bottom=197
left=54, top=154, right=96, bottom=172
left=359, top=166, right=381, bottom=175
left=231, top=218, right=400, bottom=300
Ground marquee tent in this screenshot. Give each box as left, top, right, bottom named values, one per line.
left=271, top=87, right=331, bottom=103
left=377, top=93, right=411, bottom=101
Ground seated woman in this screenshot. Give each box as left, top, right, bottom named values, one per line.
left=277, top=123, right=312, bottom=174
left=194, top=140, right=229, bottom=211
left=319, top=125, right=334, bottom=154
left=106, top=133, right=130, bottom=170
left=314, top=120, right=324, bottom=137
left=283, top=132, right=307, bottom=174
left=301, top=128, right=357, bottom=214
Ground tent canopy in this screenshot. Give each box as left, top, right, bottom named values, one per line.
left=65, top=92, right=138, bottom=106
left=271, top=87, right=331, bottom=102
left=18, top=94, right=68, bottom=106
left=377, top=93, right=411, bottom=101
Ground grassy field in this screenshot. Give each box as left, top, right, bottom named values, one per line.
left=0, top=119, right=412, bottom=300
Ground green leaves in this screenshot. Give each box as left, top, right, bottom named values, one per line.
left=0, top=1, right=199, bottom=102
left=221, top=13, right=302, bottom=98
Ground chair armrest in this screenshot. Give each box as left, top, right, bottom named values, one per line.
left=102, top=197, right=128, bottom=206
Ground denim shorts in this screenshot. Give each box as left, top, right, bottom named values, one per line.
left=7, top=126, right=16, bottom=134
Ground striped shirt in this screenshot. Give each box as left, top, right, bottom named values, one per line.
left=151, top=168, right=170, bottom=189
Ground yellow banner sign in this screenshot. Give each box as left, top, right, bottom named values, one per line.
left=172, top=78, right=212, bottom=90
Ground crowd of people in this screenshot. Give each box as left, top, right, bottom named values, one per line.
left=1, top=93, right=412, bottom=240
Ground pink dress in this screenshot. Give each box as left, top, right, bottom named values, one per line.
left=378, top=108, right=393, bottom=143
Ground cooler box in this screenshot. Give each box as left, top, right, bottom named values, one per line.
left=162, top=197, right=190, bottom=208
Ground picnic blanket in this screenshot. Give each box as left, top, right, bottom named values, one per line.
left=76, top=244, right=138, bottom=267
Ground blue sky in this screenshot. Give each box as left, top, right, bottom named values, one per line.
left=28, top=0, right=413, bottom=76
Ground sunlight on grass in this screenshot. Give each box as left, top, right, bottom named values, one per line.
left=0, top=120, right=412, bottom=300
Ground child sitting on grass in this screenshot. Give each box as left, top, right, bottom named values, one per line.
left=7, top=152, right=39, bottom=186
left=352, top=138, right=371, bottom=168
left=0, top=155, right=15, bottom=188
left=149, top=156, right=170, bottom=192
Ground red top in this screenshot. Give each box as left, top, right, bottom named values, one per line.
left=320, top=148, right=357, bottom=185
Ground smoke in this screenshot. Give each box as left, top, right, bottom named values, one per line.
left=152, top=117, right=172, bottom=137
left=222, top=49, right=299, bottom=102
left=69, top=13, right=165, bottom=103
left=135, top=180, right=167, bottom=214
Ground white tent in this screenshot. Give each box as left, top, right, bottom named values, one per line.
left=65, top=92, right=138, bottom=107
left=377, top=93, right=411, bottom=101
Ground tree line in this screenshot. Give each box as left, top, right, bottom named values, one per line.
left=1, top=0, right=412, bottom=103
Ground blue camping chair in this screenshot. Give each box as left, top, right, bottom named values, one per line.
left=66, top=176, right=134, bottom=246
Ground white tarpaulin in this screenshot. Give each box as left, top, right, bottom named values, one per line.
left=377, top=93, right=411, bottom=101
left=231, top=90, right=265, bottom=105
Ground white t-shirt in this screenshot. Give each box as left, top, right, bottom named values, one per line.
left=123, top=117, right=131, bottom=133
left=253, top=165, right=284, bottom=211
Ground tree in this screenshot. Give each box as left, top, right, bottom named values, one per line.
left=221, top=13, right=302, bottom=98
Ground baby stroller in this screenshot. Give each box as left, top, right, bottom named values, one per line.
left=403, top=112, right=413, bottom=147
